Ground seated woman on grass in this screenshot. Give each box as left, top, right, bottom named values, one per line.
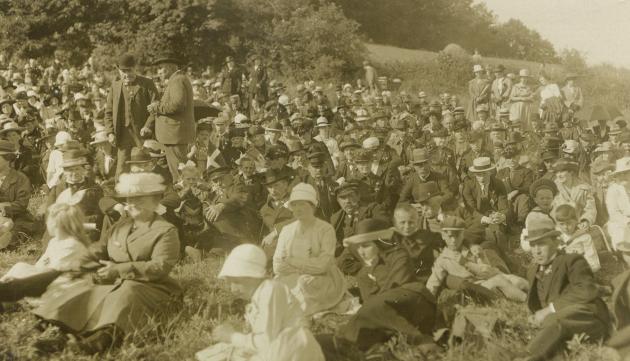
left=31, top=172, right=181, bottom=355
left=272, top=183, right=346, bottom=316
left=426, top=216, right=529, bottom=302
left=208, top=244, right=324, bottom=361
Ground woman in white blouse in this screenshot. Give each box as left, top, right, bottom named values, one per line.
left=537, top=72, right=565, bottom=125
left=273, top=183, right=346, bottom=316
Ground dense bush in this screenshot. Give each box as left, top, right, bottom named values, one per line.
left=0, top=0, right=365, bottom=80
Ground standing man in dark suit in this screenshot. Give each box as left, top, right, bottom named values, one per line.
left=147, top=55, right=195, bottom=183
left=516, top=215, right=610, bottom=361
left=247, top=55, right=268, bottom=112
left=105, top=54, right=158, bottom=179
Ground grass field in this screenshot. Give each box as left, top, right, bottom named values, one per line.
left=0, top=226, right=625, bottom=360
left=365, top=43, right=565, bottom=75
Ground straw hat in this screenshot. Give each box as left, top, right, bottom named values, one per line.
left=0, top=121, right=24, bottom=135
left=90, top=131, right=109, bottom=145
left=469, top=157, right=495, bottom=173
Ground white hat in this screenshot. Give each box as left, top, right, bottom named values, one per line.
left=219, top=244, right=267, bottom=279
left=234, top=113, right=249, bottom=124
left=473, top=64, right=484, bottom=73
left=469, top=157, right=496, bottom=173
left=316, top=116, right=329, bottom=127
left=115, top=172, right=166, bottom=198
left=519, top=69, right=530, bottom=77
left=26, top=90, right=38, bottom=98
left=54, top=131, right=72, bottom=147
left=278, top=94, right=290, bottom=106
left=287, top=182, right=318, bottom=206
left=362, top=137, right=380, bottom=150
left=418, top=91, right=427, bottom=98
left=343, top=83, right=352, bottom=90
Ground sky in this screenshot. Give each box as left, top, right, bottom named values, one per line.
left=477, top=0, right=630, bottom=68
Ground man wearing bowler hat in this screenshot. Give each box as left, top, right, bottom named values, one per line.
left=147, top=55, right=195, bottom=183
left=105, top=53, right=158, bottom=179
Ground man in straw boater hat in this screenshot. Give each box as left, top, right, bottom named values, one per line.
left=332, top=218, right=440, bottom=358
left=32, top=172, right=182, bottom=355
left=513, top=215, right=610, bottom=361
left=104, top=53, right=158, bottom=180
left=0, top=140, right=35, bottom=250
left=147, top=53, right=195, bottom=184
left=461, top=157, right=512, bottom=263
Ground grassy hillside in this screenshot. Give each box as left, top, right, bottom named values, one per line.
left=366, top=43, right=565, bottom=75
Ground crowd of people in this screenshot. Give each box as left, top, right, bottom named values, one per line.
left=1, top=52, right=630, bottom=361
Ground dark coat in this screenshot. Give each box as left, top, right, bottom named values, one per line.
left=525, top=254, right=611, bottom=359
left=399, top=171, right=454, bottom=204
left=153, top=70, right=196, bottom=145
left=105, top=75, right=158, bottom=141
left=33, top=215, right=181, bottom=334
left=461, top=175, right=508, bottom=217
left=248, top=64, right=268, bottom=101
left=496, top=164, right=534, bottom=194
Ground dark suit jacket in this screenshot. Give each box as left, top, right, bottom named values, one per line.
left=399, top=171, right=453, bottom=204
left=461, top=175, right=508, bottom=217
left=0, top=168, right=31, bottom=218
left=496, top=164, right=534, bottom=194
left=105, top=75, right=158, bottom=140
left=154, top=70, right=196, bottom=145
left=526, top=254, right=608, bottom=319
left=248, top=65, right=268, bottom=100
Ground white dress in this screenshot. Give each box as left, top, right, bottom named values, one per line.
left=606, top=183, right=630, bottom=250
left=197, top=280, right=324, bottom=361
left=273, top=219, right=345, bottom=316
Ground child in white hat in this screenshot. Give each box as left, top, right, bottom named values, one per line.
left=202, top=244, right=324, bottom=361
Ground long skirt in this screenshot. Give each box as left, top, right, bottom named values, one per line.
left=33, top=276, right=181, bottom=334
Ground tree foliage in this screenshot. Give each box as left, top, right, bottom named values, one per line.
left=332, top=0, right=559, bottom=63
left=0, top=0, right=365, bottom=79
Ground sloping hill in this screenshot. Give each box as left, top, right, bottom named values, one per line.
left=365, top=43, right=564, bottom=74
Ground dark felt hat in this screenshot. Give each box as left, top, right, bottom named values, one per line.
left=118, top=54, right=136, bottom=69
left=343, top=218, right=393, bottom=247
left=153, top=55, right=183, bottom=66
left=126, top=147, right=153, bottom=164
left=335, top=181, right=360, bottom=197
left=263, top=168, right=292, bottom=185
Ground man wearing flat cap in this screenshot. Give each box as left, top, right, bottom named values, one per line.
left=147, top=55, right=195, bottom=183
left=105, top=53, right=159, bottom=179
